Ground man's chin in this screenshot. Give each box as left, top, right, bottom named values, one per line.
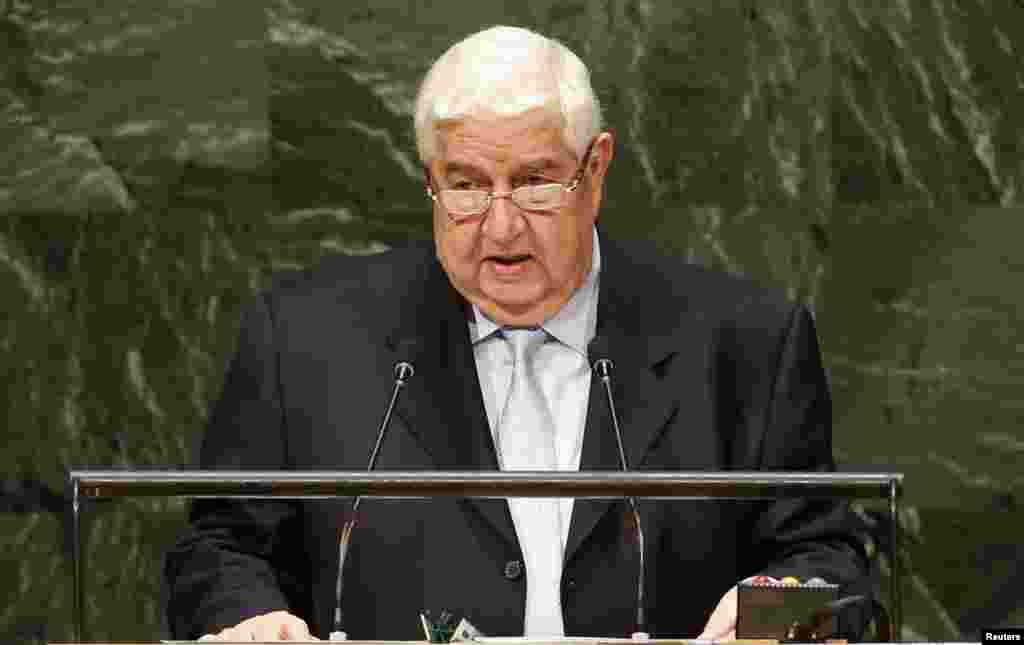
left=475, top=293, right=559, bottom=327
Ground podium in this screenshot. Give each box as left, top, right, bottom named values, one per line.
left=66, top=470, right=904, bottom=643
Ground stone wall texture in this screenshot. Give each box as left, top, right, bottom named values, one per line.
left=1, top=0, right=1022, bottom=642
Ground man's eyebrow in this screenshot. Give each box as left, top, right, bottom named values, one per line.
left=518, top=157, right=564, bottom=173
left=440, top=161, right=485, bottom=176
left=440, top=157, right=568, bottom=176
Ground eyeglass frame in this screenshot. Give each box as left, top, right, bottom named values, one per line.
left=424, top=138, right=597, bottom=222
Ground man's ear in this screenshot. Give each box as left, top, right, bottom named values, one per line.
left=592, top=131, right=614, bottom=178
left=588, top=131, right=615, bottom=212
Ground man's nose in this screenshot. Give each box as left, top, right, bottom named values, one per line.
left=481, top=192, right=523, bottom=240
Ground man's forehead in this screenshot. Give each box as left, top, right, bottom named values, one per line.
left=435, top=116, right=575, bottom=170
left=440, top=154, right=565, bottom=175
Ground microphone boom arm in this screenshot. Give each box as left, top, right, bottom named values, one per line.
left=594, top=358, right=648, bottom=640
left=331, top=361, right=415, bottom=641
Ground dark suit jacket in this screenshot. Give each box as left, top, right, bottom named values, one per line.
left=164, top=233, right=868, bottom=640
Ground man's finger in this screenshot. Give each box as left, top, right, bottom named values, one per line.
left=198, top=611, right=314, bottom=641
left=698, top=621, right=736, bottom=640
left=704, top=629, right=736, bottom=640
left=698, top=625, right=735, bottom=640
left=205, top=628, right=236, bottom=641
left=697, top=629, right=736, bottom=642
left=252, top=620, right=283, bottom=641
left=221, top=627, right=251, bottom=641
left=699, top=586, right=738, bottom=640
left=279, top=615, right=315, bottom=640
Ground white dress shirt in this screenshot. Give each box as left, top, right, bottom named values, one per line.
left=468, top=228, right=600, bottom=635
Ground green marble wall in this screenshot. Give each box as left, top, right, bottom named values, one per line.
left=1, top=0, right=1022, bottom=641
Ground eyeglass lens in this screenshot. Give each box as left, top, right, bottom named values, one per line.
left=441, top=184, right=565, bottom=218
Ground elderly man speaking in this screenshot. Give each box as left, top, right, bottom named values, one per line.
left=165, top=25, right=868, bottom=641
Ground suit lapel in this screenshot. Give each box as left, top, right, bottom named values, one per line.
left=565, top=234, right=686, bottom=565
left=563, top=373, right=619, bottom=561
left=384, top=250, right=518, bottom=550
left=374, top=235, right=701, bottom=562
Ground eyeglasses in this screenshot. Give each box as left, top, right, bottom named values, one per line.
left=425, top=139, right=596, bottom=222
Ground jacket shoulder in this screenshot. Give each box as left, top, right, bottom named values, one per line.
left=610, top=238, right=802, bottom=328
left=263, top=240, right=435, bottom=303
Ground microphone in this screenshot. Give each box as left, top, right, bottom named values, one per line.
left=330, top=344, right=419, bottom=641
left=588, top=335, right=649, bottom=640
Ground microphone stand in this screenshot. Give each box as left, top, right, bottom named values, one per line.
left=330, top=361, right=415, bottom=641
left=593, top=358, right=649, bottom=640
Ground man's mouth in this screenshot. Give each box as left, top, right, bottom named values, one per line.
left=485, top=254, right=533, bottom=275
left=488, top=254, right=531, bottom=265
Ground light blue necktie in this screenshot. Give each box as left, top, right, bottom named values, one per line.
left=499, top=328, right=565, bottom=637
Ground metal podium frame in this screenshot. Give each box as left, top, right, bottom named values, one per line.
left=66, top=470, right=903, bottom=643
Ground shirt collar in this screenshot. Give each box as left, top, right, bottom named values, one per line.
left=468, top=227, right=601, bottom=356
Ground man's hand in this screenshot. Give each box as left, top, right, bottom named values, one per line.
left=199, top=610, right=318, bottom=641
left=698, top=586, right=737, bottom=641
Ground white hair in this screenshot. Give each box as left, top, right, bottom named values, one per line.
left=414, top=25, right=602, bottom=164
